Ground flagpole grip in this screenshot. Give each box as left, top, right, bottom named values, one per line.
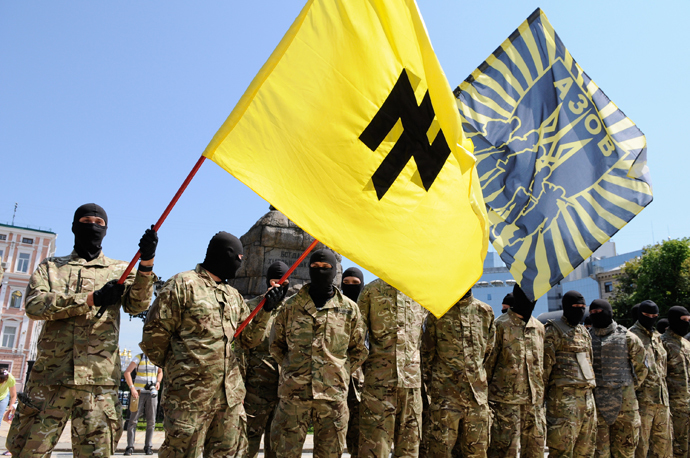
left=234, top=238, right=320, bottom=339
left=95, top=155, right=207, bottom=319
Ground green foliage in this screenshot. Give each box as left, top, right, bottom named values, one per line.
left=612, top=238, right=690, bottom=325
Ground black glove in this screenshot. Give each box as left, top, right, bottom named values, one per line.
left=263, top=283, right=288, bottom=312
left=139, top=225, right=158, bottom=261
left=93, top=280, right=125, bottom=307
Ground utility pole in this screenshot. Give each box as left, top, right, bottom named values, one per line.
left=11, top=203, right=17, bottom=226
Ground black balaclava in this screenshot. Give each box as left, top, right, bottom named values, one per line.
left=589, top=299, right=614, bottom=329
left=72, top=203, right=108, bottom=261
left=309, top=249, right=337, bottom=308
left=630, top=304, right=640, bottom=322
left=266, top=261, right=289, bottom=288
left=584, top=316, right=592, bottom=328
left=562, top=290, right=586, bottom=326
left=638, top=300, right=659, bottom=331
left=668, top=306, right=690, bottom=336
left=511, top=285, right=536, bottom=322
left=341, top=267, right=364, bottom=303
left=656, top=318, right=670, bottom=334
left=201, top=232, right=244, bottom=282
left=502, top=293, right=514, bottom=314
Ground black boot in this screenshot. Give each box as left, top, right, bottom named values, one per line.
left=144, top=446, right=154, bottom=455
left=124, top=447, right=134, bottom=456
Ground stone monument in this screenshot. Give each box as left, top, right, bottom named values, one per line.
left=230, top=206, right=342, bottom=299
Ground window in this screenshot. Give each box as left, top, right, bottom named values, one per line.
left=0, top=234, right=6, bottom=241
left=9, top=291, right=22, bottom=309
left=604, top=281, right=613, bottom=293
left=0, top=364, right=9, bottom=372
left=21, top=238, right=33, bottom=245
left=16, top=253, right=30, bottom=273
left=2, top=327, right=17, bottom=348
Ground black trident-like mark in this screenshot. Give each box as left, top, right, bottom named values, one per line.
left=360, top=69, right=451, bottom=200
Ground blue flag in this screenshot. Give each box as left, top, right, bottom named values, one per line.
left=455, top=8, right=652, bottom=301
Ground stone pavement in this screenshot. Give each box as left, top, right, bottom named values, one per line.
left=0, top=418, right=331, bottom=456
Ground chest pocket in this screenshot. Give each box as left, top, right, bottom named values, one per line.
left=326, top=308, right=352, bottom=358
left=186, top=300, right=222, bottom=330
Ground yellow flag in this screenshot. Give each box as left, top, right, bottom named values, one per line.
left=203, top=0, right=488, bottom=317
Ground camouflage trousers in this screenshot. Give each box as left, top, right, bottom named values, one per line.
left=346, top=380, right=361, bottom=458
left=6, top=383, right=122, bottom=458
left=270, top=398, right=348, bottom=458
left=244, top=390, right=278, bottom=458
left=545, top=386, right=597, bottom=458
left=595, top=408, right=641, bottom=458
left=426, top=392, right=491, bottom=458
left=359, top=385, right=422, bottom=458
left=487, top=401, right=545, bottom=458
left=159, top=388, right=247, bottom=458
left=635, top=403, right=673, bottom=458
left=418, top=382, right=431, bottom=458
left=670, top=406, right=689, bottom=458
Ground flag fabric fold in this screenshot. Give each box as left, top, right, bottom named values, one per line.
left=455, top=8, right=652, bottom=301
left=203, top=0, right=488, bottom=317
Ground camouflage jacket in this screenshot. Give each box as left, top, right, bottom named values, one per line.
left=630, top=321, right=669, bottom=406
left=358, top=278, right=428, bottom=388
left=269, top=284, right=368, bottom=402
left=422, top=294, right=495, bottom=406
left=140, top=265, right=270, bottom=410
left=543, top=316, right=595, bottom=390
left=485, top=310, right=545, bottom=405
left=660, top=329, right=690, bottom=410
left=235, top=295, right=284, bottom=400
left=26, top=251, right=155, bottom=386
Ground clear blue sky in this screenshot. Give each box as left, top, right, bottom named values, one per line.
left=1, top=1, right=687, bottom=352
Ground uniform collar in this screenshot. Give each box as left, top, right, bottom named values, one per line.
left=195, top=264, right=229, bottom=290
left=302, top=283, right=343, bottom=316
left=559, top=315, right=577, bottom=329
left=592, top=321, right=617, bottom=336
left=664, top=329, right=684, bottom=341
left=506, top=309, right=537, bottom=328
left=68, top=250, right=109, bottom=266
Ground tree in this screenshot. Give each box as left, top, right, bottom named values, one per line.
left=612, top=238, right=690, bottom=326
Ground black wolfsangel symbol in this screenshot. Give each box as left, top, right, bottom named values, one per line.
left=360, top=69, right=451, bottom=200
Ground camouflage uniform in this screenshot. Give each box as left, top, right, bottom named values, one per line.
left=357, top=279, right=428, bottom=458
left=240, top=295, right=284, bottom=458
left=140, top=265, right=271, bottom=458
left=485, top=310, right=545, bottom=458
left=269, top=284, right=368, bottom=458
left=6, top=251, right=155, bottom=458
left=661, top=329, right=690, bottom=458
left=543, top=316, right=597, bottom=458
left=422, top=293, right=495, bottom=458
left=629, top=321, right=673, bottom=458
left=590, top=322, right=648, bottom=458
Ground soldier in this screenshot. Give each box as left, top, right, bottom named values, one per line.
left=485, top=285, right=545, bottom=458
left=358, top=278, right=428, bottom=458
left=501, top=293, right=513, bottom=314
left=422, top=289, right=495, bottom=458
left=242, top=261, right=289, bottom=458
left=660, top=306, right=690, bottom=458
left=629, top=300, right=672, bottom=458
left=140, top=231, right=284, bottom=458
left=6, top=203, right=158, bottom=457
left=269, top=249, right=368, bottom=457
left=543, top=290, right=597, bottom=458
left=341, top=267, right=365, bottom=458
left=588, top=299, right=648, bottom=458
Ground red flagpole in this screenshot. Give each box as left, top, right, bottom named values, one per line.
left=95, top=155, right=207, bottom=319
left=234, top=238, right=319, bottom=339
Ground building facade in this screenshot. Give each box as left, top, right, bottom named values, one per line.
left=0, top=223, right=56, bottom=391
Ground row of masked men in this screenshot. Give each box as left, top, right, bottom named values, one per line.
left=6, top=203, right=686, bottom=458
